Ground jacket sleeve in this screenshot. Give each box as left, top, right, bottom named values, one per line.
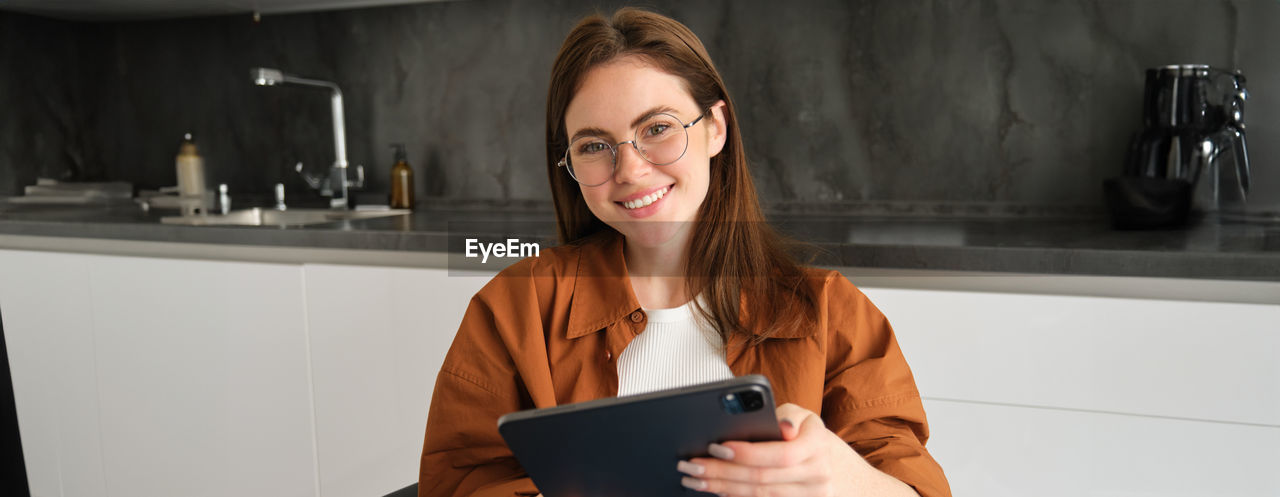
left=418, top=263, right=550, bottom=497
left=819, top=273, right=952, bottom=497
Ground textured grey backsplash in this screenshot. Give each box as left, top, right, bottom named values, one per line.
left=2, top=0, right=1278, bottom=210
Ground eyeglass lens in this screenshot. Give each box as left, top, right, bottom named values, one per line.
left=566, top=113, right=691, bottom=186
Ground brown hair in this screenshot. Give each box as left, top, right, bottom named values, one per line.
left=545, top=7, right=816, bottom=344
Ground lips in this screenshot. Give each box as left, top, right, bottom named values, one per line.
left=617, top=184, right=672, bottom=210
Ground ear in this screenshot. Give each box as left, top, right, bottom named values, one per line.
left=705, top=100, right=728, bottom=158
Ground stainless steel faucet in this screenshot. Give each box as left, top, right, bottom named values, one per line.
left=251, top=67, right=364, bottom=209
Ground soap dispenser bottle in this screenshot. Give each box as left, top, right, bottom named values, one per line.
left=389, top=143, right=414, bottom=209
left=175, top=133, right=206, bottom=216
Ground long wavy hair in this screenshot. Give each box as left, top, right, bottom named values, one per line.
left=545, top=7, right=816, bottom=344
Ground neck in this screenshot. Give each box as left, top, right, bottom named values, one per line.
left=624, top=226, right=692, bottom=309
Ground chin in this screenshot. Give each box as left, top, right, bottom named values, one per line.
left=613, top=218, right=693, bottom=248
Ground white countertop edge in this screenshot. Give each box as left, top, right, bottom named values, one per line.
left=3, top=234, right=1276, bottom=305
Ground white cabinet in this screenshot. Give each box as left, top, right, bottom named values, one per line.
left=0, top=250, right=318, bottom=497
left=860, top=285, right=1280, bottom=497
left=5, top=243, right=1277, bottom=497
left=302, top=265, right=488, bottom=497
left=88, top=255, right=317, bottom=497
left=921, top=398, right=1280, bottom=497
left=0, top=250, right=106, bottom=497
left=0, top=248, right=492, bottom=497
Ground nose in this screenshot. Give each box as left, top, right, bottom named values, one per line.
left=612, top=141, right=651, bottom=184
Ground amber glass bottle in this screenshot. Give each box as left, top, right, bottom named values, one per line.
left=389, top=143, right=414, bottom=209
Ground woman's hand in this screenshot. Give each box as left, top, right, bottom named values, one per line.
left=676, top=403, right=920, bottom=497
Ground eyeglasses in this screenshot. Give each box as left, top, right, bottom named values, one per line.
left=558, top=112, right=705, bottom=186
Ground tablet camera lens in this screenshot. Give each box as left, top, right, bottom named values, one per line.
left=721, top=393, right=743, bottom=414
left=722, top=389, right=765, bottom=414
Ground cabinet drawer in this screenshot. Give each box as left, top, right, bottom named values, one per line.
left=864, top=286, right=1280, bottom=426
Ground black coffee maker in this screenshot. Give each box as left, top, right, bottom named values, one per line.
left=1107, top=64, right=1250, bottom=228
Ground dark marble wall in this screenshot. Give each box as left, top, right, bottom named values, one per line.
left=2, top=0, right=1279, bottom=211
left=0, top=13, right=106, bottom=191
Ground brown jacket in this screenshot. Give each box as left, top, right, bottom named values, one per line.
left=419, top=231, right=950, bottom=497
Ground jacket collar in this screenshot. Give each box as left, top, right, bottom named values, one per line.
left=566, top=230, right=640, bottom=339
left=563, top=229, right=817, bottom=340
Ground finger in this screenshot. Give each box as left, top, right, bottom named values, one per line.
left=707, top=436, right=817, bottom=468
left=683, top=474, right=822, bottom=497
left=775, top=403, right=825, bottom=430
left=792, top=410, right=831, bottom=442
left=712, top=413, right=836, bottom=468
left=774, top=403, right=811, bottom=423
left=779, top=417, right=800, bottom=441
left=680, top=456, right=821, bottom=485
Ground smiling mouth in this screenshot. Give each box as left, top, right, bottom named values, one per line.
left=618, top=184, right=672, bottom=210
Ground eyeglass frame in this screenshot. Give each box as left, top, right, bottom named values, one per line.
left=557, top=111, right=706, bottom=186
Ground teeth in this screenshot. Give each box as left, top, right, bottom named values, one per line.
left=623, top=186, right=669, bottom=209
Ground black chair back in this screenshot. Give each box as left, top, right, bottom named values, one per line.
left=0, top=305, right=31, bottom=496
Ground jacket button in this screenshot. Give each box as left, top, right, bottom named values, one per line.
left=630, top=311, right=644, bottom=323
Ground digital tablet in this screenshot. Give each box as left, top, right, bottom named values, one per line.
left=497, top=375, right=781, bottom=497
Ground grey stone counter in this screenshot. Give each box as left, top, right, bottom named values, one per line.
left=1, top=201, right=1279, bottom=282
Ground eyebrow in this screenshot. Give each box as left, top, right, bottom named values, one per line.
left=569, top=105, right=680, bottom=142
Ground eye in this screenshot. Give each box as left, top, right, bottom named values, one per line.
left=645, top=123, right=672, bottom=137
left=577, top=140, right=609, bottom=155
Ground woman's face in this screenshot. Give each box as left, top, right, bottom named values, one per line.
left=563, top=56, right=726, bottom=248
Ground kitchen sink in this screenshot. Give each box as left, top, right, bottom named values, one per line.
left=160, top=207, right=410, bottom=227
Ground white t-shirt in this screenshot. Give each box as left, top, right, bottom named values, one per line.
left=615, top=297, right=734, bottom=397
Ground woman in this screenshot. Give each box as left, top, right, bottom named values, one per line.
left=420, top=8, right=949, bottom=497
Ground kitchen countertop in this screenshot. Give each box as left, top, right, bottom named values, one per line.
left=1, top=199, right=1279, bottom=283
